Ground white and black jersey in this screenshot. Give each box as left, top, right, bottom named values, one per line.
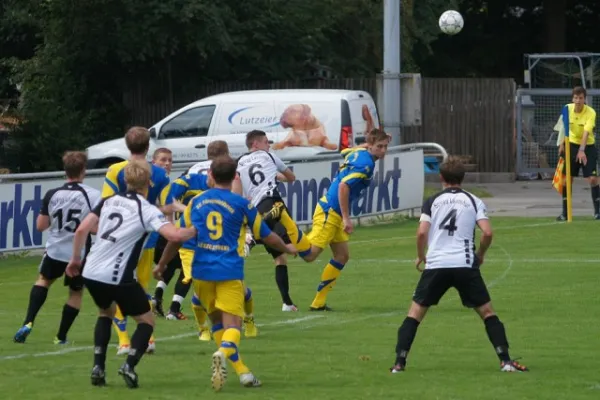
left=186, top=160, right=212, bottom=175
left=420, top=188, right=488, bottom=269
left=237, top=150, right=288, bottom=206
left=40, top=182, right=101, bottom=262
left=82, top=192, right=169, bottom=285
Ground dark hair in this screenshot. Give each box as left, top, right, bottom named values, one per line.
left=125, top=126, right=150, bottom=155
left=62, top=151, right=87, bottom=179
left=208, top=140, right=229, bottom=159
left=439, top=156, right=466, bottom=185
left=245, top=130, right=267, bottom=149
left=573, top=86, right=587, bottom=97
left=210, top=156, right=238, bottom=184
left=367, top=128, right=390, bottom=144
left=152, top=147, right=172, bottom=159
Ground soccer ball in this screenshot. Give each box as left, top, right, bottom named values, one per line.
left=439, top=10, right=464, bottom=35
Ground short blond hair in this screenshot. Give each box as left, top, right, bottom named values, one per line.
left=125, top=160, right=151, bottom=192
left=125, top=126, right=150, bottom=155
left=62, top=151, right=87, bottom=179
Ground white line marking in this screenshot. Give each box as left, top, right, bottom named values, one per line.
left=0, top=315, right=324, bottom=361
left=488, top=244, right=513, bottom=288
left=335, top=258, right=599, bottom=264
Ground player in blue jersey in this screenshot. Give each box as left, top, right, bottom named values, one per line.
left=155, top=156, right=296, bottom=391
left=300, top=129, right=390, bottom=311
left=101, top=127, right=175, bottom=354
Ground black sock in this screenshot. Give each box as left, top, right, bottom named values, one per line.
left=170, top=299, right=182, bottom=313
left=162, top=262, right=177, bottom=286
left=275, top=265, right=293, bottom=305
left=154, top=286, right=164, bottom=301
left=174, top=272, right=191, bottom=298
left=93, top=316, right=113, bottom=370
left=56, top=304, right=80, bottom=341
left=591, top=185, right=600, bottom=214
left=23, top=285, right=49, bottom=325
left=126, top=323, right=154, bottom=368
left=484, top=315, right=511, bottom=362
left=562, top=186, right=568, bottom=216
left=395, top=317, right=420, bottom=365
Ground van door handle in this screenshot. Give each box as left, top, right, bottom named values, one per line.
left=195, top=144, right=206, bottom=149
left=268, top=140, right=273, bottom=144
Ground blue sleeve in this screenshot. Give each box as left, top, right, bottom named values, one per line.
left=244, top=201, right=271, bottom=239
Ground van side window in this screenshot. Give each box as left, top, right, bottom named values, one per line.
left=159, top=105, right=216, bottom=139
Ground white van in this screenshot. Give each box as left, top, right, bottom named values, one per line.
left=86, top=89, right=380, bottom=168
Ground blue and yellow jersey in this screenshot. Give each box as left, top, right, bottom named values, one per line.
left=184, top=188, right=271, bottom=281
left=319, top=148, right=375, bottom=215
left=170, top=173, right=211, bottom=250
left=102, top=160, right=172, bottom=250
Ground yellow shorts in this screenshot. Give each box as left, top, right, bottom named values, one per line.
left=307, top=204, right=349, bottom=249
left=136, top=248, right=155, bottom=292
left=179, top=248, right=194, bottom=284
left=192, top=279, right=245, bottom=318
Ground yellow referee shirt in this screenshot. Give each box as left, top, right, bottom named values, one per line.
left=567, top=103, right=596, bottom=145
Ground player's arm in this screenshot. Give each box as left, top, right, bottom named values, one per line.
left=580, top=108, right=597, bottom=149
left=247, top=203, right=297, bottom=255
left=475, top=201, right=493, bottom=264
left=339, top=166, right=369, bottom=233
left=36, top=190, right=53, bottom=232
left=273, top=153, right=295, bottom=182
left=232, top=174, right=243, bottom=195
left=101, top=166, right=119, bottom=198
left=415, top=197, right=434, bottom=270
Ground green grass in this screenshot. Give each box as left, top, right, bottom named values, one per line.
left=1, top=217, right=599, bottom=399
left=424, top=185, right=493, bottom=199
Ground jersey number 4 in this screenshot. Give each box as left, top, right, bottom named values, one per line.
left=439, top=209, right=458, bottom=236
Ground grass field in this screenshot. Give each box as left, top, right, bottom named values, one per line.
left=0, top=217, right=599, bottom=399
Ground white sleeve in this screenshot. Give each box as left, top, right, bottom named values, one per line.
left=142, top=203, right=170, bottom=232
left=476, top=198, right=489, bottom=221
left=89, top=189, right=102, bottom=209
left=271, top=153, right=288, bottom=172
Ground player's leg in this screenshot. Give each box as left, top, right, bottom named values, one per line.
left=166, top=269, right=192, bottom=320
left=191, top=294, right=211, bottom=341
left=212, top=280, right=261, bottom=390
left=243, top=284, right=257, bottom=337
left=152, top=241, right=177, bottom=317
left=54, top=275, right=84, bottom=344
left=14, top=255, right=59, bottom=343
left=193, top=279, right=217, bottom=343
left=582, top=145, right=600, bottom=218
left=302, top=203, right=333, bottom=262
left=260, top=198, right=312, bottom=256
left=264, top=222, right=297, bottom=310
left=117, top=282, right=156, bottom=388
left=136, top=248, right=156, bottom=353
left=455, top=268, right=529, bottom=372
left=391, top=269, right=449, bottom=373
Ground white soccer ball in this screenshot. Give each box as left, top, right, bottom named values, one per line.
left=439, top=10, right=464, bottom=35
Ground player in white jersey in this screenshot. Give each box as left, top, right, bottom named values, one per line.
left=235, top=130, right=300, bottom=311
left=14, top=151, right=101, bottom=344
left=390, top=157, right=529, bottom=374
left=65, top=160, right=196, bottom=388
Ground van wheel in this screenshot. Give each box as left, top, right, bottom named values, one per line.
left=96, top=158, right=123, bottom=169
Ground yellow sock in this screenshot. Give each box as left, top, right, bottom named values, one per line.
left=112, top=306, right=130, bottom=346
left=279, top=210, right=311, bottom=253
left=219, top=327, right=250, bottom=375
left=191, top=295, right=207, bottom=330
left=212, top=323, right=224, bottom=347
left=311, top=259, right=345, bottom=308
left=244, top=287, right=254, bottom=316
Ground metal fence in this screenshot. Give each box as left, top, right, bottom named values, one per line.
left=516, top=88, right=600, bottom=178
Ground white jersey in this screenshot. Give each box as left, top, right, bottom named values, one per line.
left=236, top=150, right=288, bottom=206
left=420, top=188, right=488, bottom=269
left=41, top=182, right=101, bottom=262
left=82, top=192, right=169, bottom=285
left=186, top=160, right=212, bottom=175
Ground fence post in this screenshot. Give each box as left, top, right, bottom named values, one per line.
left=515, top=90, right=523, bottom=176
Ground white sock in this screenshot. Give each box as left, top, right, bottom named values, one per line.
left=172, top=294, right=184, bottom=304
left=157, top=281, right=167, bottom=290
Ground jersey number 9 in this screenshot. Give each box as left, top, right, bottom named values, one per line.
left=207, top=211, right=223, bottom=240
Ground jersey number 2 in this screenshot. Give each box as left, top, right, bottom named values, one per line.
left=439, top=209, right=458, bottom=236
left=101, top=213, right=123, bottom=243
left=207, top=211, right=223, bottom=240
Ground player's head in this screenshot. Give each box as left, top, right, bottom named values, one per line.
left=62, top=151, right=87, bottom=181
left=152, top=147, right=172, bottom=173
left=208, top=140, right=230, bottom=160
left=124, top=159, right=151, bottom=193
left=246, top=130, right=269, bottom=151
left=572, top=86, right=586, bottom=106
left=209, top=156, right=238, bottom=186
left=125, top=126, right=150, bottom=156
left=439, top=156, right=466, bottom=186
left=366, top=128, right=390, bottom=160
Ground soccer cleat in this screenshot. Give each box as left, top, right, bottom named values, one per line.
left=556, top=214, right=567, bottom=221
left=239, top=372, right=262, bottom=388
left=244, top=233, right=256, bottom=257
left=152, top=297, right=165, bottom=317
left=262, top=201, right=285, bottom=222
left=500, top=359, right=529, bottom=372
left=199, top=327, right=212, bottom=342
left=282, top=304, right=298, bottom=312
left=118, top=363, right=139, bottom=388
left=211, top=350, right=228, bottom=392
left=91, top=365, right=106, bottom=386
left=390, top=363, right=406, bottom=373
left=53, top=336, right=68, bottom=345
left=595, top=214, right=600, bottom=220
left=116, top=344, right=130, bottom=356
left=166, top=311, right=187, bottom=320
left=146, top=340, right=155, bottom=354
left=13, top=323, right=32, bottom=343
left=309, top=305, right=333, bottom=312
left=244, top=316, right=258, bottom=337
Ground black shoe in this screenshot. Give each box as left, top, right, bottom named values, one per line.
left=118, top=363, right=139, bottom=388
left=594, top=213, right=600, bottom=220
left=152, top=296, right=165, bottom=318
left=262, top=201, right=285, bottom=223
left=556, top=214, right=566, bottom=221
left=91, top=365, right=106, bottom=386
left=309, top=305, right=333, bottom=311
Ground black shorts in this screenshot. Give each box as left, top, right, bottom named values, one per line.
left=38, top=254, right=84, bottom=291
left=84, top=278, right=150, bottom=317
left=256, top=197, right=291, bottom=259
left=562, top=143, right=598, bottom=178
left=412, top=268, right=491, bottom=308
left=153, top=236, right=182, bottom=270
